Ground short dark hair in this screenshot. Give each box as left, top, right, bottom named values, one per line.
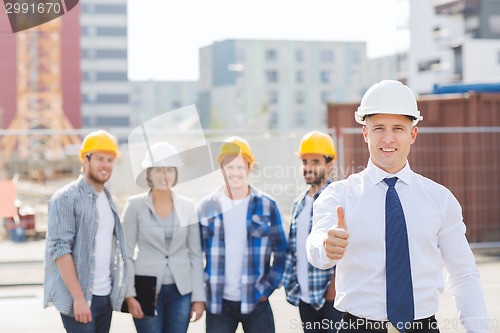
left=365, top=114, right=415, bottom=122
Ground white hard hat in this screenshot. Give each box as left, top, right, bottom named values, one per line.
left=141, top=142, right=183, bottom=169
left=355, top=80, right=423, bottom=126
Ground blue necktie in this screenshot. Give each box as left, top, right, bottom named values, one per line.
left=384, top=177, right=414, bottom=331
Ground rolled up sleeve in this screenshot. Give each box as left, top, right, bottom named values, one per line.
left=47, top=194, right=76, bottom=261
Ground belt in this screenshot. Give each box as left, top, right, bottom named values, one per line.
left=342, top=312, right=438, bottom=333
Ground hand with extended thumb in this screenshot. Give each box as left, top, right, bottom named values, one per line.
left=324, top=206, right=349, bottom=260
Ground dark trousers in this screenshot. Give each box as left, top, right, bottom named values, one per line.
left=299, top=300, right=344, bottom=333
left=206, top=299, right=275, bottom=333
left=60, top=295, right=112, bottom=333
left=338, top=313, right=440, bottom=333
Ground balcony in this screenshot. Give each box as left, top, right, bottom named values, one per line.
left=434, top=0, right=479, bottom=15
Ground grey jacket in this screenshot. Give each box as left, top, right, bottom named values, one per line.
left=122, top=191, right=205, bottom=302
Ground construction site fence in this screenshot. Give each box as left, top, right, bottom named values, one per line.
left=0, top=127, right=499, bottom=244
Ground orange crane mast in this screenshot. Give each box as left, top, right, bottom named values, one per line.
left=0, top=18, right=80, bottom=165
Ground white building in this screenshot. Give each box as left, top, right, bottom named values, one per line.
left=367, top=52, right=408, bottom=86
left=198, top=39, right=368, bottom=129
left=407, top=0, right=500, bottom=94
left=130, top=81, right=198, bottom=125
left=80, top=1, right=130, bottom=128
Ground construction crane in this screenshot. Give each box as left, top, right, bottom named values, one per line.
left=0, top=18, right=80, bottom=169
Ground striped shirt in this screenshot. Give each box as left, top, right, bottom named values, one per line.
left=198, top=186, right=287, bottom=314
left=283, top=180, right=335, bottom=311
left=44, top=176, right=128, bottom=316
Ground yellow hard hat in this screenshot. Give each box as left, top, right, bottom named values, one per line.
left=79, top=130, right=121, bottom=161
left=217, top=136, right=255, bottom=166
left=298, top=131, right=337, bottom=160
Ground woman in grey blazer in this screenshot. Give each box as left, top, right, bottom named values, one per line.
left=122, top=142, right=205, bottom=333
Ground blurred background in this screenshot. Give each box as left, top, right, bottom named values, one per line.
left=0, top=1, right=499, bottom=332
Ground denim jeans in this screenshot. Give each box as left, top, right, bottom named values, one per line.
left=206, top=299, right=275, bottom=333
left=299, top=300, right=343, bottom=333
left=133, top=284, right=192, bottom=333
left=60, top=295, right=112, bottom=333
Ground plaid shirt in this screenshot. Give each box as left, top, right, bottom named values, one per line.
left=44, top=176, right=128, bottom=316
left=198, top=186, right=287, bottom=314
left=282, top=180, right=334, bottom=311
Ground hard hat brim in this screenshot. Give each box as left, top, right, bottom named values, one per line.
left=355, top=111, right=423, bottom=126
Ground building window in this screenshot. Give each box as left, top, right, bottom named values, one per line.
left=82, top=49, right=96, bottom=58
left=295, top=49, right=304, bottom=62
left=321, top=92, right=331, bottom=103
left=418, top=58, right=440, bottom=72
left=321, top=50, right=334, bottom=62
left=96, top=27, right=127, bottom=37
left=84, top=93, right=97, bottom=104
left=268, top=91, right=278, bottom=104
left=265, top=49, right=277, bottom=61
left=95, top=72, right=128, bottom=81
left=351, top=50, right=360, bottom=64
left=463, top=15, right=479, bottom=37
left=266, top=70, right=279, bottom=83
left=296, top=111, right=306, bottom=126
left=171, top=100, right=181, bottom=109
left=320, top=70, right=331, bottom=83
left=269, top=112, right=279, bottom=128
left=489, top=15, right=500, bottom=34
left=296, top=71, right=304, bottom=83
left=96, top=49, right=127, bottom=59
left=96, top=116, right=129, bottom=127
left=83, top=72, right=97, bottom=81
left=87, top=94, right=129, bottom=104
left=84, top=26, right=97, bottom=36
left=83, top=4, right=127, bottom=14
left=296, top=91, right=305, bottom=105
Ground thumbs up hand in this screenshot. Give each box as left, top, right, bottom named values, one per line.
left=324, top=206, right=349, bottom=260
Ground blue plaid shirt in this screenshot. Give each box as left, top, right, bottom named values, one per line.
left=44, top=176, right=128, bottom=316
left=282, top=180, right=335, bottom=311
left=198, top=186, right=287, bottom=314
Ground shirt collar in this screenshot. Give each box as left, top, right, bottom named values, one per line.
left=214, top=185, right=260, bottom=200
left=366, top=159, right=413, bottom=186
left=77, top=174, right=98, bottom=195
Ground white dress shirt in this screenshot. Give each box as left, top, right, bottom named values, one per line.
left=306, top=160, right=489, bottom=333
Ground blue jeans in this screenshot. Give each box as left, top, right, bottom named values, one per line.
left=206, top=299, right=275, bottom=333
left=60, top=295, right=112, bottom=333
left=299, top=300, right=343, bottom=333
left=133, top=284, right=192, bottom=333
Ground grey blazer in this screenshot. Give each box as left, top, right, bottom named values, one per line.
left=122, top=191, right=205, bottom=302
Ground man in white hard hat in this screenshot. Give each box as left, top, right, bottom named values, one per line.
left=306, top=80, right=490, bottom=333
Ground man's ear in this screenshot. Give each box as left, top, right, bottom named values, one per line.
left=362, top=126, right=369, bottom=143
left=410, top=126, right=418, bottom=144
